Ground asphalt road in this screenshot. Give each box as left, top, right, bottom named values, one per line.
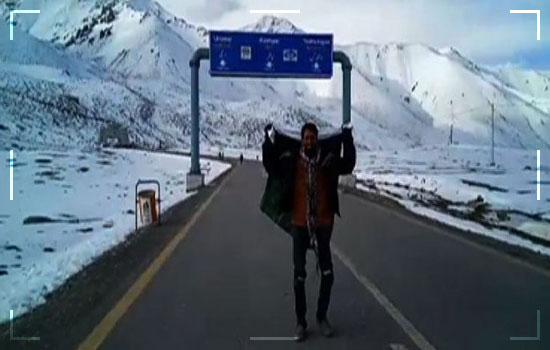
left=95, top=162, right=550, bottom=350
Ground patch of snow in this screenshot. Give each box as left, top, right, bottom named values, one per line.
left=355, top=145, right=550, bottom=255
left=0, top=148, right=230, bottom=322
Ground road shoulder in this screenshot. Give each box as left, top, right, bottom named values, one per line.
left=0, top=166, right=233, bottom=350
left=341, top=186, right=550, bottom=277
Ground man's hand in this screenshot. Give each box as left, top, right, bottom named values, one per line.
left=264, top=123, right=273, bottom=136
left=264, top=123, right=275, bottom=144
left=342, top=123, right=353, bottom=140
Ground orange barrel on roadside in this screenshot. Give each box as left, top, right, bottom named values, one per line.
left=138, top=189, right=158, bottom=225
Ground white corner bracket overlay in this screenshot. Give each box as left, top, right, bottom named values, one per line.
left=10, top=10, right=41, bottom=40
left=537, top=150, right=540, bottom=201
left=10, top=150, right=14, bottom=201
left=510, top=10, right=541, bottom=40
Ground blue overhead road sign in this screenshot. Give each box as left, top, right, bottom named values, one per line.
left=209, top=31, right=333, bottom=78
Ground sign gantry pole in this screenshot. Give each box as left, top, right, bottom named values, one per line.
left=333, top=51, right=352, bottom=124
left=189, top=48, right=209, bottom=175
left=186, top=31, right=351, bottom=192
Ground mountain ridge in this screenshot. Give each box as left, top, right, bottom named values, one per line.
left=1, top=0, right=549, bottom=151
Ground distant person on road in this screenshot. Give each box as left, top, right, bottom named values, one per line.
left=240, top=153, right=244, bottom=164
left=261, top=122, right=356, bottom=341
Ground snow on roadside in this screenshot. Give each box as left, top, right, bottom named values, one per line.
left=0, top=148, right=230, bottom=322
left=355, top=145, right=550, bottom=255
left=367, top=191, right=550, bottom=257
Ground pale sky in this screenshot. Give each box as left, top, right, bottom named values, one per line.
left=156, top=0, right=549, bottom=68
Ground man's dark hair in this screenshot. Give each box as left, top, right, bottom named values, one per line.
left=301, top=122, right=318, bottom=139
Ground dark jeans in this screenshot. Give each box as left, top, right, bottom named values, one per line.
left=292, top=224, right=334, bottom=325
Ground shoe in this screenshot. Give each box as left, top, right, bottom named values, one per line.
left=317, top=318, right=334, bottom=337
left=295, top=323, right=307, bottom=342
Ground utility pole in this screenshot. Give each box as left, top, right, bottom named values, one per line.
left=491, top=102, right=495, bottom=166
left=449, top=99, right=454, bottom=145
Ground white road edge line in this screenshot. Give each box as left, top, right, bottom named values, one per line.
left=333, top=246, right=437, bottom=350
left=10, top=150, right=13, bottom=201
left=537, top=149, right=540, bottom=201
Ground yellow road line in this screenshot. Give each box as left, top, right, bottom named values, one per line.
left=78, top=169, right=233, bottom=350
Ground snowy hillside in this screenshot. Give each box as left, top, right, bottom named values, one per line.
left=241, top=15, right=304, bottom=34
left=0, top=31, right=187, bottom=151
left=311, top=42, right=550, bottom=149
left=1, top=1, right=549, bottom=152
left=1, top=1, right=364, bottom=151
left=0, top=148, right=229, bottom=321
left=356, top=145, right=550, bottom=252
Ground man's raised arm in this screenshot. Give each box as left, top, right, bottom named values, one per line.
left=262, top=124, right=278, bottom=175
left=338, top=125, right=356, bottom=175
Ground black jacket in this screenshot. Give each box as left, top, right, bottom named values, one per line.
left=260, top=126, right=356, bottom=233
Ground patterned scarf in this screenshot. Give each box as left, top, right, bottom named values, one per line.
left=300, top=147, right=321, bottom=260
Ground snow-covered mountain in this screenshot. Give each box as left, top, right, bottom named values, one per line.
left=241, top=15, right=304, bottom=34
left=1, top=0, right=549, bottom=152
left=327, top=42, right=550, bottom=149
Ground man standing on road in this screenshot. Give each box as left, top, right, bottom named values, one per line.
left=261, top=122, right=356, bottom=341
